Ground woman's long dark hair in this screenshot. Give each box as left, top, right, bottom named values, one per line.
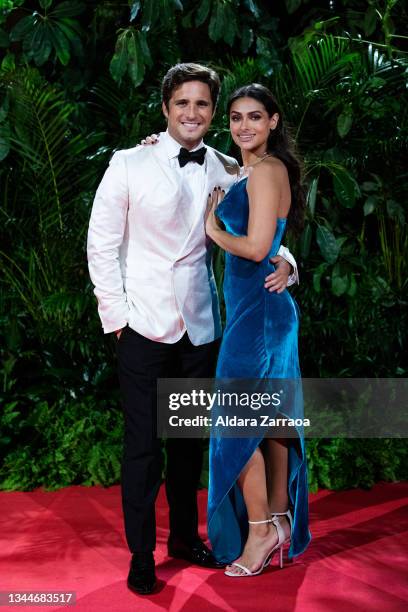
left=227, top=83, right=305, bottom=236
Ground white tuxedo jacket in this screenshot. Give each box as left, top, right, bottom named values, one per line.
left=87, top=135, right=240, bottom=345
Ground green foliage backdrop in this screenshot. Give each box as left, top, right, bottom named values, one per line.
left=0, top=0, right=407, bottom=491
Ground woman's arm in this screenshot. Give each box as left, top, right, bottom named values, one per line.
left=206, top=160, right=289, bottom=262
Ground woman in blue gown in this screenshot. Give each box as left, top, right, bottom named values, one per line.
left=205, top=84, right=311, bottom=577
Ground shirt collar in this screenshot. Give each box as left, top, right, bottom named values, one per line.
left=163, top=129, right=205, bottom=160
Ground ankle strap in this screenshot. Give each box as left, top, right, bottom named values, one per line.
left=248, top=518, right=273, bottom=525
left=271, top=509, right=293, bottom=532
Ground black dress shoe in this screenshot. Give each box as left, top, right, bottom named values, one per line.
left=168, top=537, right=226, bottom=569
left=127, top=552, right=157, bottom=595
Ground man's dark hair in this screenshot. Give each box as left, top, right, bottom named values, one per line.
left=162, top=63, right=221, bottom=110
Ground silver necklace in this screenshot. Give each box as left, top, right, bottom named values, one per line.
left=241, top=152, right=273, bottom=177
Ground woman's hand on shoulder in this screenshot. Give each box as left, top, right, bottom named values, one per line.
left=140, top=134, right=160, bottom=145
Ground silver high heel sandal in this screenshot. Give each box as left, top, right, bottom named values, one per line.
left=224, top=509, right=292, bottom=577
left=270, top=509, right=293, bottom=568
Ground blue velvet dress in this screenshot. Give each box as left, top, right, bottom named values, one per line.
left=207, top=177, right=311, bottom=563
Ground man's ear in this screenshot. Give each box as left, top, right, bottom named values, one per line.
left=162, top=101, right=169, bottom=119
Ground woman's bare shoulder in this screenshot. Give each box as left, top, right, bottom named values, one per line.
left=248, top=156, right=288, bottom=186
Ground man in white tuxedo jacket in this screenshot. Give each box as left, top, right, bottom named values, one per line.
left=87, top=63, right=297, bottom=594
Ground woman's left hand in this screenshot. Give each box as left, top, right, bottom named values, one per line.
left=205, top=187, right=224, bottom=236
left=264, top=256, right=291, bottom=293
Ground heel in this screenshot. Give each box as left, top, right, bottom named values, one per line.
left=270, top=509, right=293, bottom=568
left=266, top=544, right=285, bottom=569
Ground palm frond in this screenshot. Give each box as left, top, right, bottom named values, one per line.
left=5, top=69, right=90, bottom=235
left=291, top=35, right=356, bottom=93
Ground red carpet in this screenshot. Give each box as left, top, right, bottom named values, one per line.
left=0, top=482, right=407, bottom=611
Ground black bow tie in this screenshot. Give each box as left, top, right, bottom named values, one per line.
left=177, top=146, right=206, bottom=168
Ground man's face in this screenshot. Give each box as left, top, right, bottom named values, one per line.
left=162, top=80, right=214, bottom=150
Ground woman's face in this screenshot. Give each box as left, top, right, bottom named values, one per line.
left=229, top=96, right=279, bottom=155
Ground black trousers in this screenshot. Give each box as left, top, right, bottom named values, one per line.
left=116, top=327, right=219, bottom=553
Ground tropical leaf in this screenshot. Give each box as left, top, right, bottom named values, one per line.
left=42, top=291, right=91, bottom=325
left=240, top=25, right=254, bottom=53
left=332, top=167, right=360, bottom=208
left=47, top=25, right=70, bottom=65
left=337, top=109, right=353, bottom=137
left=1, top=68, right=92, bottom=296
left=127, top=31, right=144, bottom=87
left=196, top=0, right=212, bottom=26
left=291, top=35, right=354, bottom=94
left=223, top=3, right=239, bottom=46
left=0, top=94, right=9, bottom=122
left=299, top=223, right=312, bottom=259
left=110, top=28, right=150, bottom=88
left=386, top=199, right=405, bottom=224
left=51, top=1, right=85, bottom=19
left=0, top=27, right=9, bottom=47
left=246, top=0, right=261, bottom=19
left=306, top=176, right=319, bottom=217
left=316, top=225, right=340, bottom=264
left=9, top=2, right=85, bottom=66
left=364, top=195, right=378, bottom=216
left=331, top=263, right=348, bottom=296
left=10, top=15, right=35, bottom=41
left=1, top=52, right=15, bottom=71
left=89, top=75, right=123, bottom=128
left=214, top=58, right=263, bottom=115
left=129, top=0, right=141, bottom=22
left=110, top=31, right=128, bottom=84
left=138, top=30, right=152, bottom=68
left=364, top=6, right=378, bottom=36
left=312, top=262, right=328, bottom=293
left=141, top=0, right=156, bottom=28
left=0, top=121, right=10, bottom=160
left=209, top=1, right=225, bottom=42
